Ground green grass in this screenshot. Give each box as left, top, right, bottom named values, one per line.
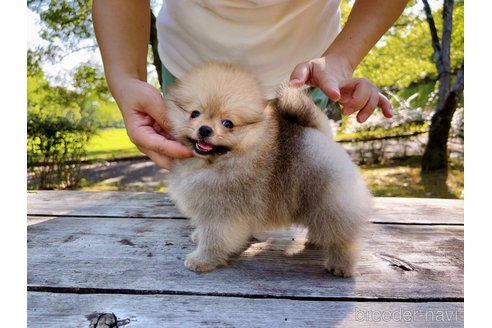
left=85, top=128, right=143, bottom=160
left=335, top=124, right=428, bottom=142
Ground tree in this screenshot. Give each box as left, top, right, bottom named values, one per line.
left=28, top=50, right=97, bottom=189
left=351, top=0, right=463, bottom=111
left=27, top=0, right=162, bottom=89
left=420, top=0, right=464, bottom=177
left=353, top=2, right=437, bottom=90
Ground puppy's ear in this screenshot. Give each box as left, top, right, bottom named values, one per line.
left=166, top=82, right=192, bottom=114
left=165, top=81, right=181, bottom=104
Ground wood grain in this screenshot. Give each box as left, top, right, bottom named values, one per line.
left=27, top=292, right=463, bottom=328
left=28, top=216, right=463, bottom=300
left=27, top=191, right=464, bottom=327
left=27, top=191, right=464, bottom=224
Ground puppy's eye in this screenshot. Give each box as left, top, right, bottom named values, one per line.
left=190, top=110, right=200, bottom=119
left=222, top=120, right=234, bottom=129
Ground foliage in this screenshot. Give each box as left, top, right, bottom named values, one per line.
left=27, top=0, right=94, bottom=61
left=339, top=0, right=464, bottom=173
left=72, top=63, right=123, bottom=128
left=28, top=0, right=161, bottom=130
left=397, top=79, right=439, bottom=109
left=28, top=0, right=123, bottom=128
left=345, top=0, right=464, bottom=90
left=27, top=113, right=94, bottom=190
left=28, top=51, right=97, bottom=189
left=356, top=13, right=436, bottom=88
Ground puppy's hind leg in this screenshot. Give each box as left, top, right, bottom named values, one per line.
left=304, top=201, right=368, bottom=278
left=305, top=221, right=362, bottom=278
left=325, top=239, right=361, bottom=278
left=185, top=219, right=252, bottom=273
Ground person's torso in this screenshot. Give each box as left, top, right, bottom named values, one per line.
left=157, top=0, right=341, bottom=99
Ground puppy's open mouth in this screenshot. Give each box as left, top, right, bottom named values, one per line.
left=189, top=138, right=230, bottom=156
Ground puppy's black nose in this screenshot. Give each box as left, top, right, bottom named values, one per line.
left=198, top=125, right=213, bottom=138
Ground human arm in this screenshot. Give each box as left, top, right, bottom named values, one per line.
left=92, top=0, right=192, bottom=168
left=290, top=0, right=409, bottom=123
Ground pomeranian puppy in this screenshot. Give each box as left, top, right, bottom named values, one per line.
left=165, top=62, right=372, bottom=277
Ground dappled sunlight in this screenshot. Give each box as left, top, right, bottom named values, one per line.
left=360, top=157, right=463, bottom=199
left=242, top=227, right=309, bottom=258
left=27, top=216, right=57, bottom=226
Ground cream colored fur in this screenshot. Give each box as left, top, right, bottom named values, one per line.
left=165, top=62, right=372, bottom=277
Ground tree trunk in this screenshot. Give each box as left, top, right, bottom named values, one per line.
left=437, top=0, right=454, bottom=110
left=421, top=96, right=454, bottom=176
left=420, top=0, right=461, bottom=179
left=421, top=65, right=464, bottom=175
left=150, top=10, right=162, bottom=89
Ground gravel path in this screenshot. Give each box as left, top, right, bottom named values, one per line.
left=79, top=157, right=169, bottom=189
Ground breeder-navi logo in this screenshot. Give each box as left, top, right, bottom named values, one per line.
left=354, top=307, right=460, bottom=322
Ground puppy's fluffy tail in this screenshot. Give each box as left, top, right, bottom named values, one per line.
left=274, top=84, right=332, bottom=136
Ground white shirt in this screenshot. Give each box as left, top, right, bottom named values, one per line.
left=157, top=0, right=341, bottom=99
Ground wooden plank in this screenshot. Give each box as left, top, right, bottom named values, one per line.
left=372, top=197, right=463, bottom=225
left=27, top=190, right=182, bottom=218
left=28, top=216, right=463, bottom=300
left=27, top=191, right=464, bottom=225
left=27, top=292, right=463, bottom=328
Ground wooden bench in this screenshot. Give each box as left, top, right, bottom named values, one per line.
left=27, top=191, right=464, bottom=327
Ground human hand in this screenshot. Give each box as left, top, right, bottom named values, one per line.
left=289, top=54, right=393, bottom=123
left=113, top=78, right=193, bottom=169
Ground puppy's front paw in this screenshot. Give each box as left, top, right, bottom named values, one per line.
left=184, top=251, right=225, bottom=273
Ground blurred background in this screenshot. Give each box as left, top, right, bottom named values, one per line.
left=26, top=0, right=464, bottom=199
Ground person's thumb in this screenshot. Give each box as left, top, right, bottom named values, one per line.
left=289, top=62, right=311, bottom=88
left=135, top=84, right=193, bottom=158
left=140, top=83, right=172, bottom=132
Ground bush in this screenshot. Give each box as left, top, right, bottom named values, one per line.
left=27, top=109, right=96, bottom=189
left=27, top=63, right=97, bottom=189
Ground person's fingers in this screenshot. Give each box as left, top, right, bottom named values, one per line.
left=339, top=78, right=372, bottom=116
left=138, top=85, right=174, bottom=133
left=289, top=63, right=392, bottom=123
left=130, top=125, right=193, bottom=159
left=356, top=91, right=379, bottom=123
left=152, top=120, right=173, bottom=140
left=291, top=62, right=342, bottom=100
left=141, top=148, right=174, bottom=169
left=378, top=93, right=393, bottom=118
left=289, top=62, right=311, bottom=87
